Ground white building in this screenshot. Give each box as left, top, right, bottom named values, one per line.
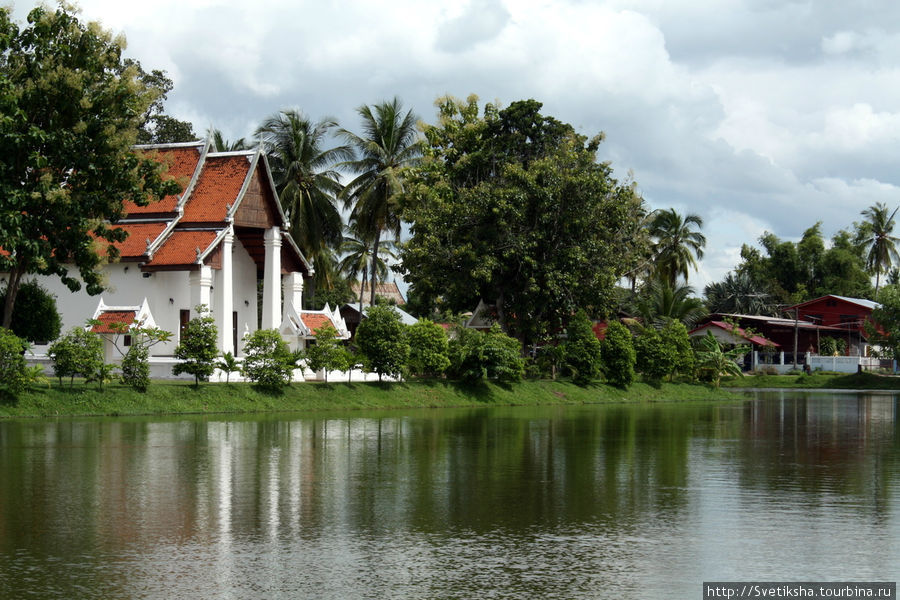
left=4, top=141, right=348, bottom=377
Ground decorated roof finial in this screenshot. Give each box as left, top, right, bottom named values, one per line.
left=195, top=246, right=202, bottom=261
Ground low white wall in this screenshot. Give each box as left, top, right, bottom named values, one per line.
left=807, top=355, right=882, bottom=373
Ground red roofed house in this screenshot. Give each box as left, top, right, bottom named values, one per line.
left=788, top=295, right=878, bottom=356
left=8, top=141, right=347, bottom=378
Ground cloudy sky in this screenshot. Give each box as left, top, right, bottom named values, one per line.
left=13, top=0, right=900, bottom=290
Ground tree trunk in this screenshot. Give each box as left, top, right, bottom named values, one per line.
left=1, top=264, right=26, bottom=330
left=370, top=230, right=382, bottom=306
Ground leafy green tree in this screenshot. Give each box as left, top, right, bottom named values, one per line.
left=216, top=352, right=240, bottom=383
left=857, top=202, right=900, bottom=298
left=0, top=280, right=61, bottom=343
left=355, top=305, right=409, bottom=381
left=600, top=321, right=635, bottom=389
left=126, top=59, right=196, bottom=144
left=0, top=6, right=182, bottom=327
left=868, top=284, right=900, bottom=362
left=302, top=325, right=346, bottom=382
left=563, top=311, right=601, bottom=384
left=173, top=306, right=219, bottom=386
left=121, top=344, right=150, bottom=392
left=241, top=329, right=294, bottom=388
left=257, top=110, right=350, bottom=293
left=648, top=209, right=706, bottom=286
left=48, top=327, right=104, bottom=387
left=406, top=319, right=450, bottom=377
left=339, top=97, right=421, bottom=306
left=0, top=327, right=28, bottom=395
left=447, top=325, right=524, bottom=383
left=634, top=328, right=675, bottom=383
left=659, top=320, right=695, bottom=379
left=694, top=330, right=748, bottom=388
left=399, top=96, right=646, bottom=347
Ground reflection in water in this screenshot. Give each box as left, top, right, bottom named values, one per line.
left=0, top=394, right=897, bottom=599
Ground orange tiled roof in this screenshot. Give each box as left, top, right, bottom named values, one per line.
left=107, top=222, right=167, bottom=259
left=123, top=146, right=202, bottom=215
left=145, top=230, right=217, bottom=267
left=301, top=313, right=332, bottom=334
left=91, top=310, right=136, bottom=334
left=181, top=155, right=250, bottom=223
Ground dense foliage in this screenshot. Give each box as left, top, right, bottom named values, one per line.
left=241, top=329, right=294, bottom=388
left=600, top=321, right=635, bottom=389
left=302, top=325, right=347, bottom=382
left=448, top=325, right=525, bottom=383
left=406, top=319, right=450, bottom=377
left=634, top=328, right=675, bottom=383
left=695, top=331, right=748, bottom=388
left=399, top=96, right=646, bottom=347
left=0, top=6, right=182, bottom=327
left=48, top=328, right=104, bottom=387
left=0, top=280, right=61, bottom=343
left=121, top=344, right=150, bottom=392
left=355, top=305, right=409, bottom=381
left=563, top=311, right=601, bottom=384
left=0, top=327, right=28, bottom=394
left=173, top=306, right=219, bottom=386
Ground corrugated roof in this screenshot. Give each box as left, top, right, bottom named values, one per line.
left=91, top=310, right=136, bottom=334
left=351, top=281, right=406, bottom=305
left=693, top=321, right=781, bottom=347
left=145, top=230, right=217, bottom=267
left=181, top=154, right=250, bottom=223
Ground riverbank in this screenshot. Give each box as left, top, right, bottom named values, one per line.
left=721, top=371, right=900, bottom=390
left=0, top=379, right=738, bottom=419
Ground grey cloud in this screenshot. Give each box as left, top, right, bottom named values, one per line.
left=436, top=0, right=511, bottom=53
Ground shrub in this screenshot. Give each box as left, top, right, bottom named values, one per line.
left=48, top=327, right=104, bottom=387
left=0, top=327, right=29, bottom=395
left=241, top=329, right=293, bottom=388
left=448, top=325, right=524, bottom=383
left=600, top=320, right=635, bottom=389
left=121, top=345, right=150, bottom=392
left=406, top=319, right=450, bottom=377
left=355, top=305, right=409, bottom=381
left=563, top=311, right=601, bottom=384
left=172, top=305, right=218, bottom=386
left=0, top=280, right=62, bottom=343
left=302, top=325, right=346, bottom=382
left=634, top=328, right=675, bottom=383
left=660, top=320, right=695, bottom=380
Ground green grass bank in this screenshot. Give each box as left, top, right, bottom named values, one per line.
left=721, top=371, right=900, bottom=390
left=1, top=379, right=739, bottom=419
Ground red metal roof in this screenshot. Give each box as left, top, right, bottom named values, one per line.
left=145, top=230, right=217, bottom=267
left=123, top=146, right=202, bottom=215
left=91, top=310, right=136, bottom=334
left=694, top=321, right=780, bottom=347
left=181, top=155, right=249, bottom=223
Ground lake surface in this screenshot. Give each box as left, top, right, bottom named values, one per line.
left=0, top=391, right=897, bottom=599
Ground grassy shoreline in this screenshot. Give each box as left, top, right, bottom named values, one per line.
left=3, top=372, right=896, bottom=420
left=2, top=379, right=740, bottom=419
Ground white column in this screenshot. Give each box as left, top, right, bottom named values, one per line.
left=189, top=265, right=213, bottom=317
left=282, top=272, right=303, bottom=313
left=262, top=227, right=282, bottom=330
left=216, top=233, right=234, bottom=355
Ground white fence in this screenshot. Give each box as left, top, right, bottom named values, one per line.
left=751, top=351, right=890, bottom=374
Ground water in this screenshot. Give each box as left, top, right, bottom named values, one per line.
left=0, top=391, right=897, bottom=598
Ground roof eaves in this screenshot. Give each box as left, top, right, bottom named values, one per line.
left=224, top=149, right=260, bottom=223
left=258, top=151, right=290, bottom=228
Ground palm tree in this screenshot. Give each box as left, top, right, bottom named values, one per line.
left=857, top=202, right=900, bottom=298
left=256, top=110, right=352, bottom=293
left=648, top=208, right=706, bottom=286
left=637, top=279, right=708, bottom=329
left=704, top=271, right=775, bottom=316
left=338, top=97, right=421, bottom=305
left=339, top=224, right=397, bottom=312
left=208, top=128, right=248, bottom=152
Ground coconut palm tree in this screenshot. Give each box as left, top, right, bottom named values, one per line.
left=637, top=279, right=708, bottom=329
left=208, top=128, right=248, bottom=152
left=857, top=202, right=900, bottom=298
left=704, top=271, right=776, bottom=316
left=256, top=110, right=352, bottom=293
left=649, top=208, right=706, bottom=286
left=338, top=97, right=421, bottom=305
left=339, top=223, right=397, bottom=312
